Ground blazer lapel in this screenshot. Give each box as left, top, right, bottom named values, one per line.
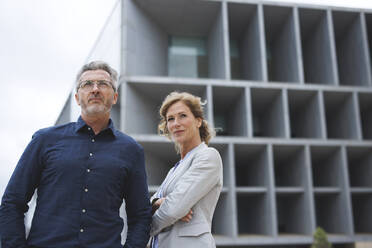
left=162, top=143, right=207, bottom=196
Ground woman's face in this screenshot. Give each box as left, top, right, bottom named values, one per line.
left=166, top=101, right=202, bottom=147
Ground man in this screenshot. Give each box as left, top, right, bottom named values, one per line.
left=0, top=61, right=152, bottom=248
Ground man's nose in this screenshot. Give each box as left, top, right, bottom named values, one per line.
left=91, top=83, right=100, bottom=92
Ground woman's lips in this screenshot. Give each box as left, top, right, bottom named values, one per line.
left=173, top=130, right=184, bottom=135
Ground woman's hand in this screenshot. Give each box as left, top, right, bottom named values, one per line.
left=154, top=197, right=165, bottom=207
left=151, top=197, right=165, bottom=215
left=180, top=209, right=193, bottom=222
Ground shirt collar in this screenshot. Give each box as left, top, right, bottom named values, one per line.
left=75, top=116, right=117, bottom=137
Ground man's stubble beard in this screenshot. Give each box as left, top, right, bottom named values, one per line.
left=80, top=99, right=113, bottom=116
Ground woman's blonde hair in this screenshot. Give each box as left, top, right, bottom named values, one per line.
left=158, top=92, right=215, bottom=148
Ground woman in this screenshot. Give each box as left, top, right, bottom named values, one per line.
left=150, top=91, right=223, bottom=248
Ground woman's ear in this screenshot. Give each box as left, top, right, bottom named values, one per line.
left=197, top=118, right=202, bottom=128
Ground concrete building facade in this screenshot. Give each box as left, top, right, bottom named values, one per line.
left=57, top=0, right=372, bottom=247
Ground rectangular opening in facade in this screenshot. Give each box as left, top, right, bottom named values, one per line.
left=263, top=5, right=300, bottom=83
left=237, top=193, right=272, bottom=235
left=228, top=3, right=263, bottom=80
left=212, top=193, right=235, bottom=236
left=314, top=193, right=349, bottom=234
left=365, top=13, right=372, bottom=80
left=168, top=36, right=208, bottom=78
left=288, top=90, right=323, bottom=138
left=140, top=141, right=179, bottom=187
left=251, top=88, right=286, bottom=137
left=213, top=86, right=247, bottom=136
left=210, top=143, right=231, bottom=188
left=358, top=92, right=372, bottom=140
left=234, top=144, right=269, bottom=187
left=346, top=147, right=372, bottom=187
left=323, top=91, right=359, bottom=139
left=276, top=193, right=311, bottom=235
left=332, top=11, right=370, bottom=86
left=351, top=193, right=372, bottom=234
left=128, top=0, right=225, bottom=79
left=310, top=146, right=343, bottom=187
left=299, top=8, right=336, bottom=85
left=334, top=245, right=360, bottom=248
left=273, top=145, right=306, bottom=187
left=125, top=82, right=206, bottom=134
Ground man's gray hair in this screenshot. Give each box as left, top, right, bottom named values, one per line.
left=76, top=61, right=118, bottom=92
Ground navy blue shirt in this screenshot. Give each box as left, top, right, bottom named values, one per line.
left=0, top=117, right=152, bottom=248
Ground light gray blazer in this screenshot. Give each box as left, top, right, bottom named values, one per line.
left=150, top=143, right=223, bottom=248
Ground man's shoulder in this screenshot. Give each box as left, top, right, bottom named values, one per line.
left=33, top=122, right=75, bottom=139
left=113, top=130, right=143, bottom=150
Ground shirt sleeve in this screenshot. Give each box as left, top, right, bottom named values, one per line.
left=150, top=148, right=222, bottom=236
left=123, top=145, right=152, bottom=248
left=0, top=131, right=45, bottom=248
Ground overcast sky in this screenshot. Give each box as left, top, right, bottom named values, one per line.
left=1, top=0, right=372, bottom=198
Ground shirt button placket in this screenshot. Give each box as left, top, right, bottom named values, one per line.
left=83, top=134, right=95, bottom=230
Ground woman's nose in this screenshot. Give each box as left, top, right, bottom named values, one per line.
left=173, top=118, right=180, bottom=127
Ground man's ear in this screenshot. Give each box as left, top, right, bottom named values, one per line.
left=75, top=93, right=81, bottom=106
left=112, top=92, right=118, bottom=105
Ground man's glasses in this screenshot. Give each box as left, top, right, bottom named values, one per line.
left=79, top=80, right=115, bottom=91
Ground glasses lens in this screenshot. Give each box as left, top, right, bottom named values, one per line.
left=81, top=80, right=93, bottom=89
left=80, top=80, right=113, bottom=90
left=97, top=81, right=110, bottom=88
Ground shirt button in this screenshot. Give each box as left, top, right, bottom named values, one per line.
left=80, top=228, right=84, bottom=232
left=84, top=188, right=88, bottom=192
left=91, top=139, right=95, bottom=143
left=82, top=209, right=86, bottom=213
left=88, top=127, right=91, bottom=131
left=89, top=153, right=93, bottom=157
left=87, top=169, right=91, bottom=173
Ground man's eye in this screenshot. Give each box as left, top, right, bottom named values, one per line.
left=85, top=81, right=94, bottom=86
left=98, top=81, right=108, bottom=87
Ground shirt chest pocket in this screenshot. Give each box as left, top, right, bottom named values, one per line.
left=177, top=222, right=210, bottom=237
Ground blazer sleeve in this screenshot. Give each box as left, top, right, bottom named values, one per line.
left=150, top=193, right=159, bottom=203
left=150, top=147, right=222, bottom=236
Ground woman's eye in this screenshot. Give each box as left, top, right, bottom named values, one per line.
left=167, top=117, right=174, bottom=122
left=180, top=114, right=187, bottom=118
